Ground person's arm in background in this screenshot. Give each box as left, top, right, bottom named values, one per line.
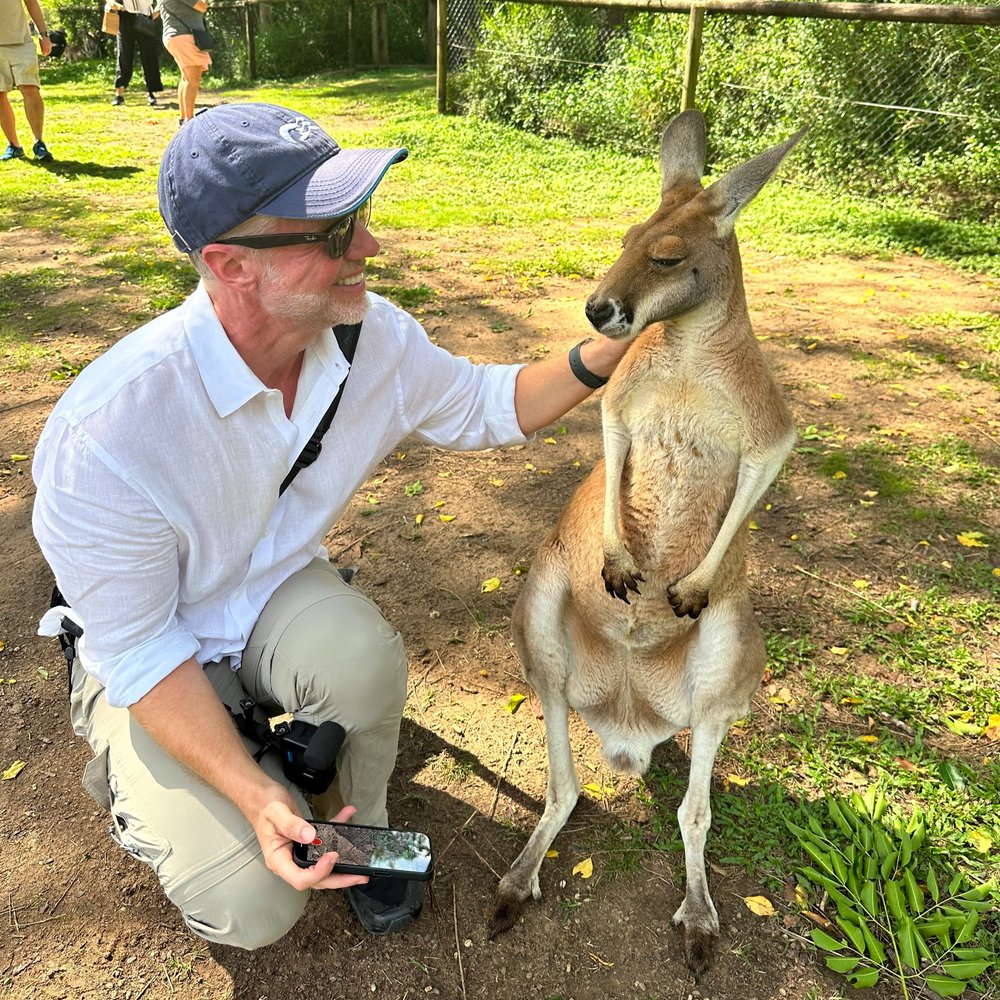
left=23, top=0, right=52, bottom=55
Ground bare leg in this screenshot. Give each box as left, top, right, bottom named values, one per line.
left=0, top=91, right=21, bottom=147
left=177, top=66, right=203, bottom=121
left=18, top=86, right=44, bottom=142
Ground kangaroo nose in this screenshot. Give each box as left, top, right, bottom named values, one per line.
left=585, top=297, right=616, bottom=331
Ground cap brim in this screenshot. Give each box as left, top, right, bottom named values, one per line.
left=257, top=146, right=408, bottom=221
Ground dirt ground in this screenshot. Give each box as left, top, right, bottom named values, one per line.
left=1, top=199, right=997, bottom=1000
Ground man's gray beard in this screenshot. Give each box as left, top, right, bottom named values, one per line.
left=259, top=267, right=371, bottom=330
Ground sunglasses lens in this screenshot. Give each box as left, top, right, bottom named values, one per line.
left=324, top=200, right=372, bottom=258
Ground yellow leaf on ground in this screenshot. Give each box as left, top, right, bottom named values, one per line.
left=743, top=895, right=776, bottom=917
left=543, top=437, right=557, bottom=445
left=969, top=831, right=992, bottom=854
left=489, top=478, right=504, bottom=487
left=545, top=850, right=559, bottom=859
left=506, top=693, right=527, bottom=715
left=852, top=579, right=869, bottom=589
left=956, top=531, right=988, bottom=548
left=524, top=462, right=536, bottom=471
left=2, top=760, right=26, bottom=780
left=414, top=513, right=424, bottom=525
left=588, top=952, right=613, bottom=968
left=859, top=735, right=879, bottom=744
left=830, top=646, right=850, bottom=656
left=832, top=470, right=847, bottom=479
left=841, top=697, right=863, bottom=705
left=794, top=884, right=809, bottom=908
left=438, top=514, right=456, bottom=523
left=10, top=454, right=28, bottom=462
left=481, top=577, right=501, bottom=593
left=433, top=501, right=445, bottom=508
left=437, top=471, right=451, bottom=478
left=726, top=774, right=750, bottom=786
left=573, top=857, right=594, bottom=879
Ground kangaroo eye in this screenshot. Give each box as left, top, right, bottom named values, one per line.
left=651, top=258, right=684, bottom=268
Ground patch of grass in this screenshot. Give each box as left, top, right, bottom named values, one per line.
left=766, top=630, right=816, bottom=678
left=376, top=283, right=436, bottom=310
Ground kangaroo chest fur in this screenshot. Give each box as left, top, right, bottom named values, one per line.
left=556, top=340, right=758, bottom=774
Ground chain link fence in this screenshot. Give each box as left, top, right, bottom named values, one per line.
left=444, top=0, right=1000, bottom=220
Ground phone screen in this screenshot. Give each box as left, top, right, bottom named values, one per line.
left=298, top=822, right=433, bottom=879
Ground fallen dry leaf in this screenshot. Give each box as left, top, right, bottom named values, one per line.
left=743, top=895, right=776, bottom=917
left=2, top=760, right=27, bottom=780
left=573, top=857, right=594, bottom=879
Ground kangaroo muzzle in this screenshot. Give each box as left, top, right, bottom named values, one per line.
left=585, top=295, right=633, bottom=335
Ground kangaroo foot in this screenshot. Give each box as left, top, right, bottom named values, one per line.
left=489, top=884, right=533, bottom=938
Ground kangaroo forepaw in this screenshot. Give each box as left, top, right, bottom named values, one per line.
left=666, top=577, right=708, bottom=619
left=601, top=562, right=644, bottom=603
left=489, top=886, right=532, bottom=939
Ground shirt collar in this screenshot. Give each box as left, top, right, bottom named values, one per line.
left=183, top=283, right=351, bottom=419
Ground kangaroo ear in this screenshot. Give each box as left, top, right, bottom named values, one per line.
left=661, top=109, right=707, bottom=194
left=704, top=126, right=807, bottom=237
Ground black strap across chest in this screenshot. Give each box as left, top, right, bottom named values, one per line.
left=278, top=322, right=361, bottom=497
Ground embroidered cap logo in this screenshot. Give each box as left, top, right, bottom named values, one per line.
left=278, top=119, right=314, bottom=145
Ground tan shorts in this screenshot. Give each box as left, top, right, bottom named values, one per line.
left=0, top=39, right=41, bottom=91
left=70, top=558, right=408, bottom=949
left=165, top=31, right=212, bottom=70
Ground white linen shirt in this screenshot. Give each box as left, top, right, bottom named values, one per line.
left=32, top=284, right=526, bottom=708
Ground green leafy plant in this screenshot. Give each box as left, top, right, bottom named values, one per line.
left=788, top=788, right=998, bottom=996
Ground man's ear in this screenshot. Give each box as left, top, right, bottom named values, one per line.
left=199, top=245, right=259, bottom=289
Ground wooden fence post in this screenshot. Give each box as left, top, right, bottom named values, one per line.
left=436, top=0, right=447, bottom=113
left=372, top=2, right=389, bottom=66
left=681, top=4, right=704, bottom=111
left=348, top=0, right=355, bottom=69
left=244, top=1, right=256, bottom=81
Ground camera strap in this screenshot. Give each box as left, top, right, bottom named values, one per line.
left=279, top=322, right=361, bottom=497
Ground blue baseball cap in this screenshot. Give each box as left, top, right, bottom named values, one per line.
left=158, top=103, right=408, bottom=252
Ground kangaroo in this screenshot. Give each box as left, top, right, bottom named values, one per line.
left=489, top=110, right=803, bottom=978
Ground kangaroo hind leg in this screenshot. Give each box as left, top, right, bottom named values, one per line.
left=490, top=573, right=580, bottom=937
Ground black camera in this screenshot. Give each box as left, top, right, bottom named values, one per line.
left=229, top=697, right=345, bottom=795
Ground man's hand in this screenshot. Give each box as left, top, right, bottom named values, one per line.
left=252, top=794, right=370, bottom=892
left=193, top=1, right=209, bottom=11
left=129, top=658, right=368, bottom=894
left=39, top=33, right=52, bottom=56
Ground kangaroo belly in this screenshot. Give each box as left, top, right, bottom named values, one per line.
left=621, top=417, right=742, bottom=578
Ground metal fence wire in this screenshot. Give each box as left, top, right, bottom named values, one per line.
left=444, top=0, right=1000, bottom=219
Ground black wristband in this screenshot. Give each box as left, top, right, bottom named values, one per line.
left=568, top=338, right=609, bottom=389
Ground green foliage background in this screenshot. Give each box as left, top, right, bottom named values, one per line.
left=454, top=4, right=1000, bottom=223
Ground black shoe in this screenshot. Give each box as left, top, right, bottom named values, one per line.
left=346, top=877, right=423, bottom=935
left=112, top=93, right=125, bottom=106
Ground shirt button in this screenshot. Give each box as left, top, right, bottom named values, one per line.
left=233, top=590, right=241, bottom=600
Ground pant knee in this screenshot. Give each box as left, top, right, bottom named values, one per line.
left=173, top=864, right=308, bottom=950
left=286, top=594, right=407, bottom=731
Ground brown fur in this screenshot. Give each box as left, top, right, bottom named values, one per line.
left=489, top=111, right=804, bottom=979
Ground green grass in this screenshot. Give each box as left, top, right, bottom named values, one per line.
left=2, top=63, right=998, bottom=307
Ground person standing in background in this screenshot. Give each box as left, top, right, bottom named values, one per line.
left=157, top=0, right=210, bottom=126
left=0, top=0, right=53, bottom=160
left=109, top=0, right=164, bottom=107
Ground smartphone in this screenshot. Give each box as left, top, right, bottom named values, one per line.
left=292, top=821, right=434, bottom=880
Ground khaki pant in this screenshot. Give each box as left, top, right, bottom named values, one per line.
left=71, top=559, right=408, bottom=950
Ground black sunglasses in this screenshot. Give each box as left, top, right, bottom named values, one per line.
left=214, top=198, right=372, bottom=259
